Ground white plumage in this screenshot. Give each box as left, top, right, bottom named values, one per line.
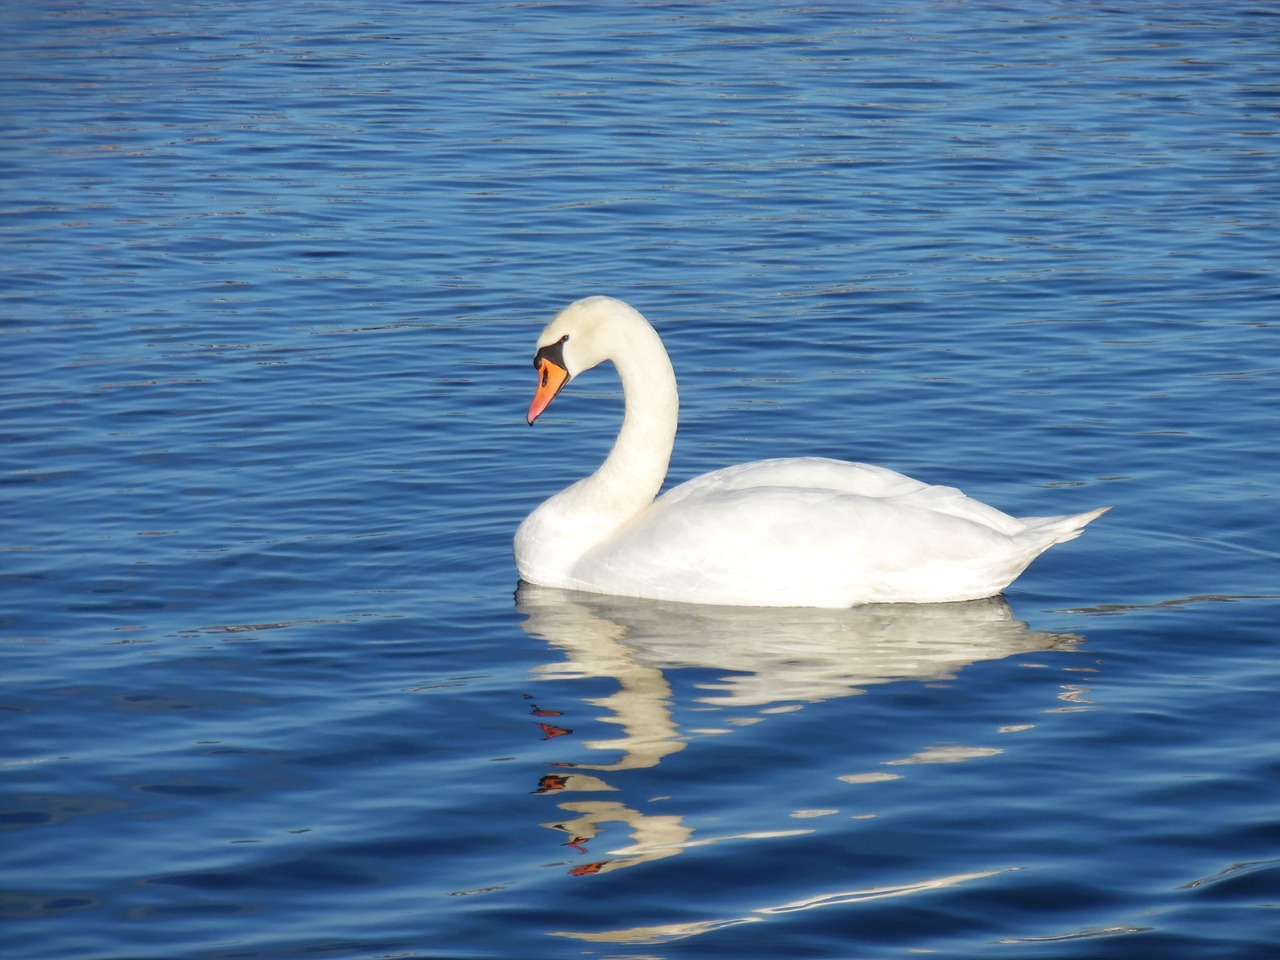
left=515, top=296, right=1106, bottom=608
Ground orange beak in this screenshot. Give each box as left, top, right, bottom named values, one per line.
left=528, top=357, right=570, bottom=424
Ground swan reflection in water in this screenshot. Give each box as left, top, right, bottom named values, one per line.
left=515, top=583, right=1082, bottom=878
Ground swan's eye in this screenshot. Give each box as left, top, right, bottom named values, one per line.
left=533, top=334, right=571, bottom=373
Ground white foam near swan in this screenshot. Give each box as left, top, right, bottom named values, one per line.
left=514, top=296, right=1107, bottom=608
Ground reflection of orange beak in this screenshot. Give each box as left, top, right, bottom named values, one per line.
left=527, top=358, right=570, bottom=424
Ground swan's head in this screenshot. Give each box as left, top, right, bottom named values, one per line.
left=527, top=296, right=646, bottom=424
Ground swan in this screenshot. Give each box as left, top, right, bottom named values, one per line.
left=514, top=296, right=1107, bottom=608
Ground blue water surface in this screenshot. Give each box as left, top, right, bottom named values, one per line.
left=3, top=2, right=1278, bottom=958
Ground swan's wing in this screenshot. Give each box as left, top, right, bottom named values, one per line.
left=565, top=457, right=1104, bottom=607
left=572, top=482, right=1022, bottom=606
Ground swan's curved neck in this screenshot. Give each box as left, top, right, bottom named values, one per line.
left=581, top=320, right=679, bottom=521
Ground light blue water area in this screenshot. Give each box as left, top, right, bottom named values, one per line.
left=3, top=2, right=1278, bottom=958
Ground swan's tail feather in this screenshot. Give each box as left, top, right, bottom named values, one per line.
left=1020, top=506, right=1111, bottom=547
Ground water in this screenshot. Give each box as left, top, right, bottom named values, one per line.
left=3, top=2, right=1278, bottom=957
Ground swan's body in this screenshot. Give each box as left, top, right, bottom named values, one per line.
left=515, top=296, right=1106, bottom=608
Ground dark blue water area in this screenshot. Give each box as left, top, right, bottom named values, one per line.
left=3, top=2, right=1278, bottom=958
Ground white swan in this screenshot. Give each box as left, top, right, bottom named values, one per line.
left=514, top=296, right=1107, bottom=608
